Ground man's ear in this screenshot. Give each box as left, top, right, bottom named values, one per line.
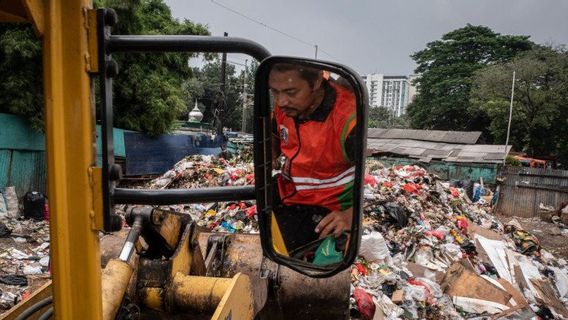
left=313, top=74, right=324, bottom=91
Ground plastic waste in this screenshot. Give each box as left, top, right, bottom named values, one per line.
left=383, top=202, right=408, bottom=228
left=313, top=236, right=343, bottom=266
left=0, top=275, right=28, bottom=286
left=0, top=191, right=7, bottom=217
left=3, top=186, right=20, bottom=219
left=23, top=264, right=43, bottom=275
left=360, top=231, right=390, bottom=262
left=353, top=287, right=376, bottom=320
left=0, top=222, right=12, bottom=238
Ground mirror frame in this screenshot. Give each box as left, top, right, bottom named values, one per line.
left=253, top=56, right=368, bottom=277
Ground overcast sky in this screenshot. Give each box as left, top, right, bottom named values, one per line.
left=165, top=0, right=568, bottom=76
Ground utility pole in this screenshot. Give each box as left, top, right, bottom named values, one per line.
left=241, top=59, right=248, bottom=133
left=221, top=32, right=228, bottom=95
left=314, top=45, right=318, bottom=59
left=216, top=32, right=228, bottom=135
left=504, top=70, right=516, bottom=163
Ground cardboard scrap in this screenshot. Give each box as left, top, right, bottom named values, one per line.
left=405, top=262, right=445, bottom=283
left=467, top=220, right=502, bottom=241
left=497, top=278, right=527, bottom=308
left=531, top=278, right=568, bottom=319
left=390, top=290, right=404, bottom=304
left=442, top=262, right=512, bottom=313
left=492, top=278, right=532, bottom=319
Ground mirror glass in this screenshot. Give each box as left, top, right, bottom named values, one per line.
left=257, top=59, right=365, bottom=273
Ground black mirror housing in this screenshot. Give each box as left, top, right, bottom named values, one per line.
left=253, top=56, right=368, bottom=277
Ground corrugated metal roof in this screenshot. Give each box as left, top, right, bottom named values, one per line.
left=367, top=138, right=511, bottom=164
left=367, top=128, right=482, bottom=144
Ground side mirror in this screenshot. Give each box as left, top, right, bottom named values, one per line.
left=254, top=56, right=368, bottom=277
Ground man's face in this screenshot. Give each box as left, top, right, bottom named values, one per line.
left=269, top=69, right=320, bottom=118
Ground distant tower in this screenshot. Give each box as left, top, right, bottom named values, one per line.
left=188, top=100, right=203, bottom=123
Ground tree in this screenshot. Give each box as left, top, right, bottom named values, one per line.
left=185, top=59, right=258, bottom=133
left=471, top=46, right=568, bottom=164
left=99, top=0, right=210, bottom=135
left=368, top=107, right=409, bottom=129
left=407, top=24, right=533, bottom=134
left=0, top=24, right=43, bottom=130
left=0, top=0, right=210, bottom=135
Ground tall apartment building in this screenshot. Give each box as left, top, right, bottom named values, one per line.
left=362, top=73, right=416, bottom=117
left=361, top=74, right=383, bottom=109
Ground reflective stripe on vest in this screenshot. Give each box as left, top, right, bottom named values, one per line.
left=291, top=166, right=355, bottom=190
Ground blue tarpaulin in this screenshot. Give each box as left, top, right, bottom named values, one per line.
left=124, top=132, right=223, bottom=175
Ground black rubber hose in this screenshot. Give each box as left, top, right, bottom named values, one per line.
left=37, top=306, right=54, bottom=320
left=14, top=296, right=53, bottom=320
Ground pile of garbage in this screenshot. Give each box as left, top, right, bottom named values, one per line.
left=0, top=187, right=50, bottom=312
left=3, top=151, right=567, bottom=318
left=144, top=154, right=258, bottom=234
left=145, top=154, right=568, bottom=318
left=148, top=154, right=568, bottom=318
left=351, top=161, right=568, bottom=319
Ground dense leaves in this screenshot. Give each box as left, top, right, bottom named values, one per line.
left=0, top=0, right=210, bottom=135
left=100, top=0, right=210, bottom=135
left=471, top=46, right=568, bottom=165
left=0, top=24, right=43, bottom=130
left=407, top=24, right=533, bottom=134
left=368, top=106, right=409, bottom=129
left=183, top=58, right=257, bottom=133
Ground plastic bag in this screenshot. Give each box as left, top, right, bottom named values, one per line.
left=353, top=288, right=376, bottom=320
left=0, top=191, right=7, bottom=217
left=3, top=186, right=19, bottom=219
left=360, top=231, right=390, bottom=262
left=312, top=236, right=343, bottom=266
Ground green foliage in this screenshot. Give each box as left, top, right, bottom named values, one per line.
left=471, top=46, right=568, bottom=164
left=185, top=59, right=257, bottom=133
left=0, top=1, right=209, bottom=135
left=368, top=106, right=409, bottom=128
left=0, top=24, right=43, bottom=130
left=505, top=156, right=521, bottom=166
left=407, top=24, right=533, bottom=134
left=98, top=0, right=210, bottom=135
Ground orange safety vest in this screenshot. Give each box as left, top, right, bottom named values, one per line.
left=274, top=81, right=356, bottom=211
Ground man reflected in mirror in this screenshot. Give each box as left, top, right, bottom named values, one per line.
left=269, top=63, right=357, bottom=257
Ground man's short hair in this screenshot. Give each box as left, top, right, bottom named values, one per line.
left=271, top=63, right=322, bottom=87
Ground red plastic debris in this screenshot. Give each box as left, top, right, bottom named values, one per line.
left=449, top=187, right=460, bottom=197
left=364, top=174, right=377, bottom=187
left=353, top=287, right=376, bottom=320
left=355, top=263, right=367, bottom=276
left=246, top=205, right=257, bottom=218
left=425, top=230, right=445, bottom=240
left=407, top=278, right=435, bottom=305
left=456, top=217, right=469, bottom=231
left=403, top=183, right=421, bottom=194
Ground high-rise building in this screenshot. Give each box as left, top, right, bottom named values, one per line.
left=362, top=73, right=416, bottom=117
left=361, top=74, right=383, bottom=109
left=382, top=76, right=408, bottom=117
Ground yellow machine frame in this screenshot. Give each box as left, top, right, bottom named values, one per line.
left=1, top=1, right=256, bottom=319
left=43, top=0, right=103, bottom=318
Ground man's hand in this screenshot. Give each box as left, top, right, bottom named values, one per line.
left=315, top=207, right=353, bottom=238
